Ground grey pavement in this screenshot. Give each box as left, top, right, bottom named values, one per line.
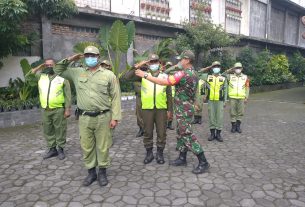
left=1, top=87, right=305, bottom=207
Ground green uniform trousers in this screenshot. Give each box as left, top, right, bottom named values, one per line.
left=136, top=95, right=144, bottom=129
left=42, top=107, right=67, bottom=149
left=230, top=98, right=245, bottom=122
left=79, top=111, right=113, bottom=169
left=142, top=108, right=167, bottom=149
left=208, top=100, right=224, bottom=130
left=194, top=95, right=204, bottom=116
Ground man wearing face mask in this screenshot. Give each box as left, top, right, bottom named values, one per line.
left=54, top=46, right=121, bottom=187
left=127, top=54, right=172, bottom=164
left=199, top=61, right=227, bottom=142
left=31, top=59, right=71, bottom=160
left=224, top=62, right=250, bottom=133
left=135, top=50, right=210, bottom=174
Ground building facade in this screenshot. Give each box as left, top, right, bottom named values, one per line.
left=1, top=0, right=305, bottom=87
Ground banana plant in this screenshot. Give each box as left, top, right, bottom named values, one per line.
left=99, top=20, right=135, bottom=77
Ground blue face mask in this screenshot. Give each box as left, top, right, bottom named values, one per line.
left=85, top=57, right=99, bottom=67
left=213, top=67, right=221, bottom=74
left=149, top=64, right=159, bottom=72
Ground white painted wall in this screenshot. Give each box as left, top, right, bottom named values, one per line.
left=0, top=56, right=40, bottom=87
left=211, top=0, right=226, bottom=27
left=289, top=0, right=305, bottom=8
left=169, top=0, right=189, bottom=24
left=111, top=0, right=139, bottom=16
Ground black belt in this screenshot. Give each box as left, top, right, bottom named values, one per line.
left=78, top=108, right=110, bottom=117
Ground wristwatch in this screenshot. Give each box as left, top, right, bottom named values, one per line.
left=144, top=73, right=148, bottom=79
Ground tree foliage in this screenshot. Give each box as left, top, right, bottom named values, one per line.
left=174, top=4, right=238, bottom=66
left=0, top=0, right=78, bottom=67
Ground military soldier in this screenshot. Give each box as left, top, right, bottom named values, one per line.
left=127, top=54, right=173, bottom=164
left=135, top=50, right=210, bottom=174
left=31, top=59, right=71, bottom=160
left=54, top=46, right=121, bottom=187
left=225, top=62, right=250, bottom=133
left=199, top=61, right=227, bottom=142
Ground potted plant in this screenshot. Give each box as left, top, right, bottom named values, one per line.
left=141, top=2, right=145, bottom=9
left=146, top=12, right=152, bottom=19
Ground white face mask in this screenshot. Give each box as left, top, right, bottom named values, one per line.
left=235, top=69, right=242, bottom=74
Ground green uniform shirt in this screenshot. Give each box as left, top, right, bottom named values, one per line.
left=36, top=73, right=71, bottom=109
left=54, top=59, right=121, bottom=120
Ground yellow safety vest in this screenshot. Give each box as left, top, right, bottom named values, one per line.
left=171, top=86, right=175, bottom=98
left=141, top=73, right=168, bottom=109
left=228, top=74, right=247, bottom=99
left=38, top=74, right=65, bottom=109
left=205, top=75, right=225, bottom=101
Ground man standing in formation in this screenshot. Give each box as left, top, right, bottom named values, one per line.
left=225, top=62, right=250, bottom=133
left=125, top=54, right=173, bottom=164
left=32, top=59, right=71, bottom=160
left=135, top=50, right=210, bottom=174
left=54, top=46, right=121, bottom=187
left=192, top=76, right=205, bottom=125
left=199, top=61, right=227, bottom=142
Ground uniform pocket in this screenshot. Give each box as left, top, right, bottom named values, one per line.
left=78, top=77, right=88, bottom=89
left=93, top=80, right=109, bottom=94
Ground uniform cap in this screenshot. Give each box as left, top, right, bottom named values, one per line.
left=84, top=46, right=100, bottom=55
left=212, top=61, right=221, bottom=67
left=176, top=50, right=195, bottom=61
left=148, top=54, right=159, bottom=61
left=165, top=61, right=173, bottom=66
left=234, top=62, right=243, bottom=68
left=101, top=60, right=111, bottom=66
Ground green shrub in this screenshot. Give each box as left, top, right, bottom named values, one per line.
left=204, top=50, right=236, bottom=70
left=289, top=51, right=305, bottom=82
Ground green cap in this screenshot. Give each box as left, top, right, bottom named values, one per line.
left=148, top=54, right=159, bottom=61
left=176, top=50, right=195, bottom=61
left=101, top=60, right=111, bottom=66
left=84, top=46, right=100, bottom=55
left=234, top=62, right=243, bottom=68
left=212, top=61, right=221, bottom=67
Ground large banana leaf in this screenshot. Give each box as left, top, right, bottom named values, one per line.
left=109, top=20, right=129, bottom=53
left=126, top=21, right=135, bottom=47
left=99, top=25, right=111, bottom=50
left=20, top=58, right=31, bottom=77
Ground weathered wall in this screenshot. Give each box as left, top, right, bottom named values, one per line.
left=250, top=0, right=267, bottom=39
left=270, top=6, right=285, bottom=42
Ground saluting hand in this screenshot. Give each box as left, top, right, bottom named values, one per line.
left=67, top=53, right=84, bottom=62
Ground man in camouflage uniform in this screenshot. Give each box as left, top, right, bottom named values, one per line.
left=135, top=50, right=210, bottom=174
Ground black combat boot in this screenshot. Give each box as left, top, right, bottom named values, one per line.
left=143, top=147, right=154, bottom=164
left=136, top=127, right=144, bottom=137
left=82, top=167, right=97, bottom=186
left=208, top=129, right=215, bottom=141
left=231, top=122, right=237, bottom=133
left=170, top=151, right=187, bottom=166
left=192, top=116, right=199, bottom=124
left=98, top=168, right=108, bottom=187
left=57, top=147, right=65, bottom=160
left=156, top=147, right=165, bottom=164
left=236, top=120, right=242, bottom=133
left=167, top=121, right=174, bottom=130
left=216, top=130, right=223, bottom=142
left=192, top=152, right=210, bottom=174
left=197, top=116, right=202, bottom=124
left=43, top=147, right=58, bottom=159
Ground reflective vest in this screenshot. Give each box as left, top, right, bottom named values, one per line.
left=141, top=73, right=168, bottom=109
left=205, top=75, right=225, bottom=101
left=171, top=86, right=175, bottom=98
left=228, top=74, right=248, bottom=99
left=38, top=74, right=65, bottom=109
left=197, top=79, right=205, bottom=96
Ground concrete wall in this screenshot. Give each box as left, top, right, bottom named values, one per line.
left=285, top=12, right=299, bottom=45
left=250, top=0, right=267, bottom=39
left=269, top=6, right=285, bottom=42
left=0, top=56, right=40, bottom=87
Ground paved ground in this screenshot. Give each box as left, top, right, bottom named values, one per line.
left=0, top=87, right=305, bottom=207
